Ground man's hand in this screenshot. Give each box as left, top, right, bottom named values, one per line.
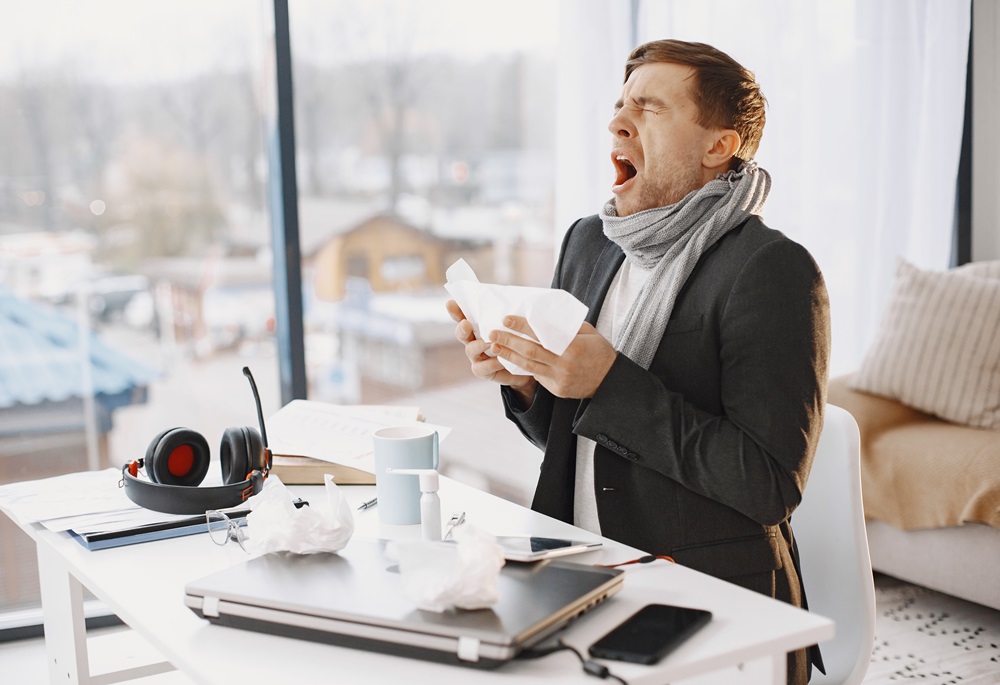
left=446, top=300, right=538, bottom=407
left=487, top=316, right=617, bottom=399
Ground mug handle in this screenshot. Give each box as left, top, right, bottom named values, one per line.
left=432, top=430, right=439, bottom=470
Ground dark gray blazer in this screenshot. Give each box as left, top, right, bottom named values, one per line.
left=502, top=213, right=830, bottom=676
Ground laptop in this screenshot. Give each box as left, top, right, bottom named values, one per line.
left=184, top=537, right=623, bottom=668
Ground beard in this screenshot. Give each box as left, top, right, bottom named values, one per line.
left=613, top=157, right=704, bottom=217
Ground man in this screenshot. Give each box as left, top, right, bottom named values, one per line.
left=447, top=40, right=829, bottom=683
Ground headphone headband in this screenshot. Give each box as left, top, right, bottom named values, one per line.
left=120, top=367, right=271, bottom=515
left=121, top=460, right=264, bottom=515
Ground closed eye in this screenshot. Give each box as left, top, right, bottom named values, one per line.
left=628, top=96, right=667, bottom=115
left=613, top=96, right=667, bottom=116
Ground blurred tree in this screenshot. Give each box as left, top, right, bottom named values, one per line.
left=1, top=71, right=77, bottom=232
left=101, top=134, right=225, bottom=268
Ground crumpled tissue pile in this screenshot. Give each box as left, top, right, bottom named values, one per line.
left=387, top=524, right=506, bottom=613
left=243, top=474, right=354, bottom=555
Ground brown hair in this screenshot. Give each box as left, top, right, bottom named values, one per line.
left=624, top=40, right=766, bottom=163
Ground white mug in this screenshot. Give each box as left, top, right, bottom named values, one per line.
left=372, top=425, right=439, bottom=525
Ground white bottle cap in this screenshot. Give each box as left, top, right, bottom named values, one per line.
left=417, top=470, right=439, bottom=494
left=386, top=467, right=439, bottom=493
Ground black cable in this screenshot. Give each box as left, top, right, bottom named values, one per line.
left=518, top=639, right=628, bottom=684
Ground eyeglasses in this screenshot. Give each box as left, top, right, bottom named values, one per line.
left=205, top=510, right=248, bottom=552
left=443, top=511, right=466, bottom=540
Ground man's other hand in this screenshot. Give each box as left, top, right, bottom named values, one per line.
left=446, top=300, right=538, bottom=407
left=488, top=316, right=617, bottom=399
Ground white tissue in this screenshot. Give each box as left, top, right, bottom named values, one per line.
left=243, top=474, right=354, bottom=555
left=387, top=524, right=506, bottom=613
left=445, top=258, right=588, bottom=376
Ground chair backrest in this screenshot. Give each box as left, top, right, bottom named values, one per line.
left=794, top=404, right=876, bottom=685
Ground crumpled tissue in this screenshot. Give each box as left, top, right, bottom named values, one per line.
left=444, top=258, right=589, bottom=376
left=243, top=474, right=354, bottom=555
left=386, top=524, right=506, bottom=613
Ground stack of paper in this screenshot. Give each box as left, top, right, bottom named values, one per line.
left=0, top=469, right=252, bottom=550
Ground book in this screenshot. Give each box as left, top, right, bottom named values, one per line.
left=265, top=400, right=423, bottom=486
left=70, top=518, right=223, bottom=551
left=68, top=500, right=308, bottom=551
left=269, top=455, right=376, bottom=485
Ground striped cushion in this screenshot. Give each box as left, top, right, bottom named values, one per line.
left=850, top=260, right=1000, bottom=429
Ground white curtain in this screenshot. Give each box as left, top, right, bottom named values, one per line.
left=554, top=0, right=635, bottom=236
left=555, top=0, right=971, bottom=376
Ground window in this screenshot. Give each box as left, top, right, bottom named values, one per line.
left=380, top=255, right=426, bottom=283
left=289, top=2, right=559, bottom=420
left=0, top=0, right=561, bottom=629
left=0, top=1, right=280, bottom=624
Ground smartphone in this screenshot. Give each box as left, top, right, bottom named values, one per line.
left=493, top=536, right=602, bottom=562
left=588, top=603, right=712, bottom=665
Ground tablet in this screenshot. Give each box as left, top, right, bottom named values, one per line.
left=494, top=536, right=602, bottom=562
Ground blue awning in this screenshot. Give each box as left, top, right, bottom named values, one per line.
left=0, top=287, right=158, bottom=418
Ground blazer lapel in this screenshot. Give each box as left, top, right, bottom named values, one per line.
left=581, top=241, right=625, bottom=326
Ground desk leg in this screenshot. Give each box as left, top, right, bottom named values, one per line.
left=738, top=652, right=787, bottom=685
left=678, top=652, right=787, bottom=685
left=37, top=542, right=91, bottom=685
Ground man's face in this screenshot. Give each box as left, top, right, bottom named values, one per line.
left=608, top=62, right=717, bottom=216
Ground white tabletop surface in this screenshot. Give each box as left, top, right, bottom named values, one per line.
left=12, top=477, right=833, bottom=685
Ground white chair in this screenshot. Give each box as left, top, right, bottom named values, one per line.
left=793, top=404, right=876, bottom=685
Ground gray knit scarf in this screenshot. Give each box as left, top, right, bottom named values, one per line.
left=599, top=160, right=771, bottom=369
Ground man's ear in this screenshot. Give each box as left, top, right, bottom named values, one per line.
left=703, top=129, right=741, bottom=171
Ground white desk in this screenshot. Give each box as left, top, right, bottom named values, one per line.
left=5, top=477, right=832, bottom=685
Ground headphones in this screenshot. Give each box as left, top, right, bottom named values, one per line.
left=121, top=367, right=272, bottom=515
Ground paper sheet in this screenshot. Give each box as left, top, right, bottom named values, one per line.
left=444, top=258, right=589, bottom=376
left=0, top=469, right=137, bottom=525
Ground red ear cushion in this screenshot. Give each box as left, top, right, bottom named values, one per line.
left=166, top=444, right=195, bottom=478
left=146, top=428, right=211, bottom=487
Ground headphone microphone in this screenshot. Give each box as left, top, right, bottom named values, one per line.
left=242, top=365, right=272, bottom=469
left=121, top=366, right=273, bottom=515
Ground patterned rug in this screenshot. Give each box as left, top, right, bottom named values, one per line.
left=866, top=574, right=1000, bottom=684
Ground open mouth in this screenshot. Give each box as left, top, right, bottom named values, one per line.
left=612, top=154, right=637, bottom=189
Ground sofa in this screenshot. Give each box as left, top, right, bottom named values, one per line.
left=828, top=375, right=1000, bottom=611
left=823, top=257, right=1000, bottom=612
